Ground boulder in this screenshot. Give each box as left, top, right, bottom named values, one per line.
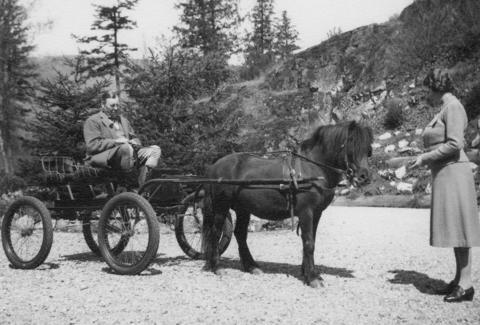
left=394, top=166, right=407, bottom=179
left=378, top=132, right=392, bottom=140
left=396, top=182, right=413, bottom=194
left=384, top=144, right=396, bottom=153
left=378, top=169, right=395, bottom=180
left=398, top=139, right=409, bottom=148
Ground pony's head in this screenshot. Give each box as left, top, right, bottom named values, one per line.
left=301, top=121, right=373, bottom=187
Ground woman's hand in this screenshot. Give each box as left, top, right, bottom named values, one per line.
left=408, top=155, right=424, bottom=170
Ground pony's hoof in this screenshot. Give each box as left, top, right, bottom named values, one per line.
left=214, top=268, right=228, bottom=276
left=202, top=264, right=215, bottom=273
left=249, top=267, right=263, bottom=275
left=309, top=278, right=324, bottom=288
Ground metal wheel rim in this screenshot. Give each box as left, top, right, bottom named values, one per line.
left=103, top=203, right=151, bottom=266
left=6, top=205, right=45, bottom=262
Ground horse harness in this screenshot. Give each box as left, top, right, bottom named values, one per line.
left=242, top=150, right=348, bottom=231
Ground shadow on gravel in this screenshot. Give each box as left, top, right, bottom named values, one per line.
left=61, top=252, right=103, bottom=262
left=101, top=267, right=163, bottom=276
left=388, top=270, right=447, bottom=295
left=98, top=255, right=189, bottom=276
left=151, top=255, right=192, bottom=266
left=9, top=262, right=60, bottom=270
left=218, top=258, right=355, bottom=281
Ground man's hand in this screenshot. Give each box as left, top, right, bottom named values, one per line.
left=114, top=137, right=129, bottom=144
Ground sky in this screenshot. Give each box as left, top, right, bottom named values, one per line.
left=26, top=0, right=414, bottom=59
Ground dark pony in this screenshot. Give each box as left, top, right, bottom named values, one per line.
left=202, top=121, right=373, bottom=287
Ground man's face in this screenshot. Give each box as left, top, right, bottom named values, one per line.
left=104, top=97, right=121, bottom=119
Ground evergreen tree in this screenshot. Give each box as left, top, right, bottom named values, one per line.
left=273, top=10, right=299, bottom=61
left=175, top=0, right=241, bottom=56
left=124, top=45, right=243, bottom=173
left=244, top=0, right=275, bottom=75
left=174, top=0, right=242, bottom=89
left=74, top=0, right=138, bottom=97
left=25, top=56, right=110, bottom=161
left=0, top=0, right=36, bottom=173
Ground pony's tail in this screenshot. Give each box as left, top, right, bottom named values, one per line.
left=201, top=184, right=218, bottom=270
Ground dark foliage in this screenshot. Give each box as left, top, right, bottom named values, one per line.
left=174, top=0, right=242, bottom=89
left=24, top=56, right=110, bottom=161
left=0, top=170, right=27, bottom=195
left=464, top=83, right=480, bottom=121
left=0, top=0, right=37, bottom=173
left=383, top=98, right=404, bottom=129
left=243, top=0, right=275, bottom=78
left=124, top=47, right=244, bottom=174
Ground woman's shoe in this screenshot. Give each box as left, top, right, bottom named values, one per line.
left=444, top=286, right=475, bottom=302
left=434, top=281, right=457, bottom=295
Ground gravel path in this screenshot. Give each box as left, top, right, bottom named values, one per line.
left=1, top=207, right=479, bottom=324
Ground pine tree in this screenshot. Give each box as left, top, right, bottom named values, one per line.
left=244, top=0, right=275, bottom=75
left=174, top=0, right=242, bottom=88
left=74, top=0, right=138, bottom=97
left=273, top=10, right=299, bottom=61
left=124, top=44, right=244, bottom=173
left=25, top=56, right=110, bottom=161
left=175, top=0, right=241, bottom=56
left=0, top=0, right=36, bottom=173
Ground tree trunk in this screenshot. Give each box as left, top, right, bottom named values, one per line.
left=0, top=131, right=11, bottom=173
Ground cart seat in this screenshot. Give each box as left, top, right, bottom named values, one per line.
left=40, top=156, right=119, bottom=185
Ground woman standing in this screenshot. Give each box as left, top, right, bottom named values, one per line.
left=410, top=68, right=480, bottom=302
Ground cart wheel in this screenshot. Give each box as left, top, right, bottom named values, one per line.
left=1, top=196, right=53, bottom=269
left=98, top=192, right=159, bottom=275
left=175, top=204, right=233, bottom=259
left=82, top=211, right=129, bottom=256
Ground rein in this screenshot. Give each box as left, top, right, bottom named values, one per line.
left=246, top=127, right=354, bottom=179
left=248, top=149, right=350, bottom=178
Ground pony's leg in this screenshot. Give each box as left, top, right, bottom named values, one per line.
left=299, top=210, right=323, bottom=288
left=311, top=212, right=323, bottom=279
left=202, top=211, right=226, bottom=274
left=201, top=188, right=225, bottom=274
left=234, top=210, right=262, bottom=274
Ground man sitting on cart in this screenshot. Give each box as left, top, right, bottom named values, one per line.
left=83, top=92, right=161, bottom=186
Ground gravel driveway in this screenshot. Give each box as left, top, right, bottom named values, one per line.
left=1, top=206, right=479, bottom=324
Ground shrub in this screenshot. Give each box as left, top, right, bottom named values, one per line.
left=464, top=83, right=480, bottom=121
left=0, top=170, right=26, bottom=195
left=383, top=98, right=404, bottom=129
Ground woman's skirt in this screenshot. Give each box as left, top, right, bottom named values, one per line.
left=430, top=162, right=480, bottom=247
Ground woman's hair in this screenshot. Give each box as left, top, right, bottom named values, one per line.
left=423, top=68, right=454, bottom=93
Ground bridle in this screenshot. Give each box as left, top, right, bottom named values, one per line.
left=295, top=127, right=356, bottom=181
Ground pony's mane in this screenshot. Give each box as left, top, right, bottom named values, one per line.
left=300, top=121, right=373, bottom=163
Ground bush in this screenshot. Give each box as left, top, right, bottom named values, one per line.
left=464, top=83, right=480, bottom=121
left=0, top=170, right=26, bottom=195
left=383, top=98, right=404, bottom=129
